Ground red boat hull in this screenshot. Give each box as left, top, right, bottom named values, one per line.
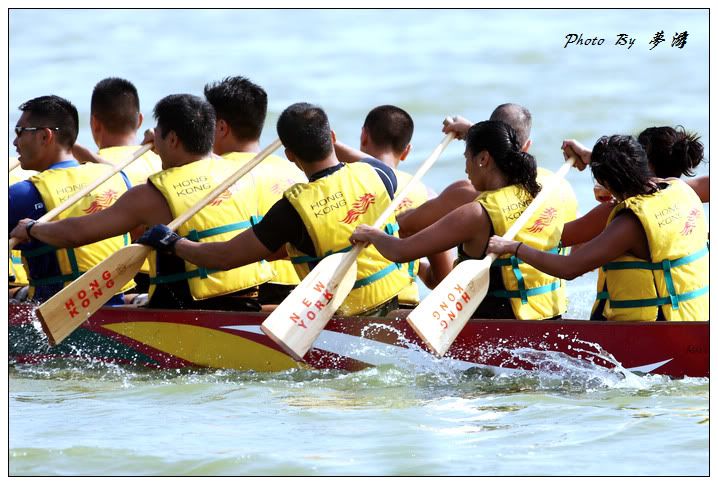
left=8, top=304, right=709, bottom=378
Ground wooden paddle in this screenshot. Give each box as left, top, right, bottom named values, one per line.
left=261, top=128, right=456, bottom=361
left=9, top=158, right=21, bottom=172
left=36, top=139, right=282, bottom=346
left=9, top=144, right=153, bottom=252
left=406, top=157, right=577, bottom=357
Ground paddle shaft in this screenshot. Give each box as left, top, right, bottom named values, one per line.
left=260, top=128, right=456, bottom=360
left=484, top=156, right=576, bottom=263
left=8, top=144, right=152, bottom=251
left=338, top=131, right=457, bottom=269
left=166, top=139, right=282, bottom=232
left=406, top=156, right=576, bottom=357
left=37, top=140, right=282, bottom=346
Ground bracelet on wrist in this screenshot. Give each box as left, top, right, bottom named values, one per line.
left=25, top=220, right=38, bottom=240
left=514, top=242, right=523, bottom=257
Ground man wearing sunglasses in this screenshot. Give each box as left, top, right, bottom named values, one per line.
left=9, top=95, right=133, bottom=303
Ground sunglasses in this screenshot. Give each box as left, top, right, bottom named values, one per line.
left=14, top=126, right=60, bottom=137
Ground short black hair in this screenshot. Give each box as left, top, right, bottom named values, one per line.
left=591, top=135, right=656, bottom=199
left=153, top=94, right=215, bottom=155
left=489, top=103, right=532, bottom=148
left=204, top=76, right=267, bottom=141
left=90, top=77, right=140, bottom=134
left=18, top=95, right=79, bottom=149
left=277, top=103, right=333, bottom=163
left=363, top=105, right=413, bottom=154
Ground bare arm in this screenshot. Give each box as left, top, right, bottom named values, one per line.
left=561, top=139, right=591, bottom=171
left=442, top=115, right=473, bottom=140
left=334, top=140, right=371, bottom=163
left=11, top=183, right=171, bottom=247
left=560, top=201, right=616, bottom=247
left=488, top=211, right=649, bottom=280
left=173, top=227, right=273, bottom=271
left=686, top=175, right=709, bottom=203
left=352, top=201, right=488, bottom=263
left=421, top=250, right=454, bottom=288
left=397, top=180, right=478, bottom=236
left=71, top=143, right=112, bottom=165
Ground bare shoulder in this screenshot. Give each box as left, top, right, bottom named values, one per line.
left=438, top=179, right=478, bottom=206
left=685, top=175, right=709, bottom=203
left=117, top=183, right=172, bottom=225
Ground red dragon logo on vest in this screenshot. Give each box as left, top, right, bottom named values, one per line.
left=83, top=189, right=119, bottom=214
left=271, top=178, right=297, bottom=194
left=395, top=196, right=414, bottom=213
left=526, top=207, right=558, bottom=233
left=680, top=207, right=700, bottom=236
left=210, top=189, right=232, bottom=206
left=341, top=193, right=376, bottom=224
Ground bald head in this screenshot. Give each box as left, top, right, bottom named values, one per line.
left=489, top=103, right=531, bottom=148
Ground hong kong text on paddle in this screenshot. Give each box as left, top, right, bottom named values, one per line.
left=564, top=31, right=689, bottom=50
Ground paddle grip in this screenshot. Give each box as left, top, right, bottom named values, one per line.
left=371, top=131, right=455, bottom=231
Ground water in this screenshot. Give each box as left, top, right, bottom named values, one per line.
left=7, top=8, right=710, bottom=476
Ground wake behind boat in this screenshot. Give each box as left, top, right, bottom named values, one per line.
left=9, top=303, right=708, bottom=378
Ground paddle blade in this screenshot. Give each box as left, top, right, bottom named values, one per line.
left=407, top=258, right=492, bottom=357
left=261, top=252, right=357, bottom=361
left=37, top=244, right=150, bottom=346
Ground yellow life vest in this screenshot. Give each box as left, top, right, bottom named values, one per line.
left=285, top=162, right=412, bottom=316
left=593, top=179, right=708, bottom=321
left=477, top=180, right=568, bottom=320
left=538, top=166, right=577, bottom=226
left=26, top=164, right=135, bottom=298
left=9, top=161, right=36, bottom=286
left=148, top=158, right=274, bottom=300
left=98, top=145, right=162, bottom=275
left=98, top=145, right=162, bottom=186
left=394, top=169, right=431, bottom=305
left=223, top=152, right=306, bottom=286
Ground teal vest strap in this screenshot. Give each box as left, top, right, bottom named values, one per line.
left=596, top=285, right=708, bottom=309
left=491, top=246, right=561, bottom=267
left=290, top=245, right=352, bottom=265
left=600, top=245, right=708, bottom=310
left=407, top=259, right=417, bottom=279
left=489, top=280, right=561, bottom=301
left=184, top=217, right=260, bottom=241
left=491, top=246, right=560, bottom=304
left=601, top=245, right=708, bottom=271
left=166, top=218, right=260, bottom=283
left=29, top=272, right=80, bottom=287
left=353, top=262, right=401, bottom=289
left=22, top=244, right=57, bottom=258
left=150, top=266, right=223, bottom=285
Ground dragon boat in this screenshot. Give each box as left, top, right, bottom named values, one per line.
left=8, top=303, right=708, bottom=378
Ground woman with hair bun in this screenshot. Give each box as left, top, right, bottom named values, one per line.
left=488, top=135, right=708, bottom=322
left=560, top=125, right=708, bottom=247
left=638, top=125, right=708, bottom=201
left=351, top=120, right=569, bottom=320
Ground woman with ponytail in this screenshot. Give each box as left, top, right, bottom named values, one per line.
left=351, top=120, right=569, bottom=320
left=488, top=135, right=709, bottom=322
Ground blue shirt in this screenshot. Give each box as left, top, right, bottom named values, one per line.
left=9, top=160, right=131, bottom=303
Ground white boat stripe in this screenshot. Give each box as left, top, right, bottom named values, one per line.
left=223, top=325, right=675, bottom=375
